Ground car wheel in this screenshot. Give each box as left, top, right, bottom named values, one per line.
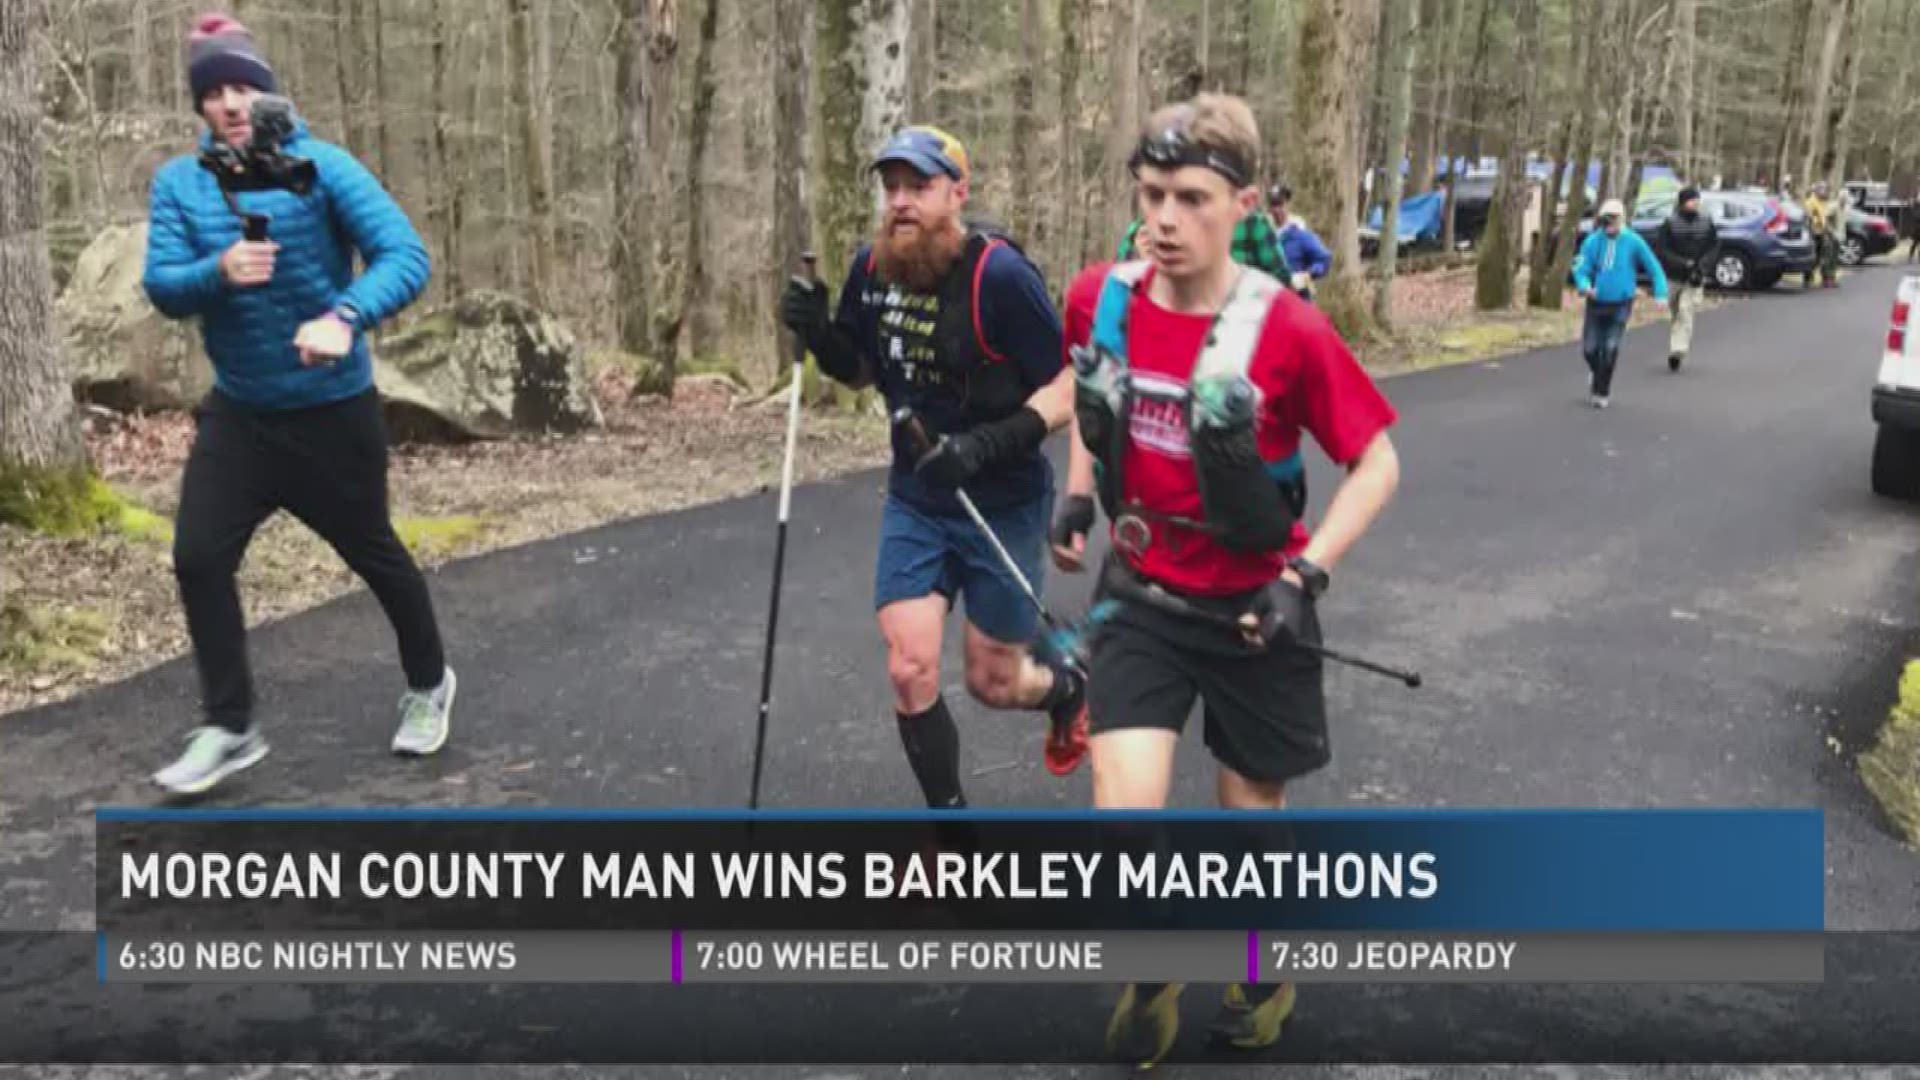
left=1871, top=424, right=1920, bottom=500
left=1840, top=236, right=1865, bottom=266
left=1713, top=251, right=1751, bottom=290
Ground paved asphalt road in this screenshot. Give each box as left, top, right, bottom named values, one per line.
left=4, top=267, right=1919, bottom=1075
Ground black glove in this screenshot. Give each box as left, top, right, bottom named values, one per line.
left=1050, top=493, right=1096, bottom=548
left=780, top=275, right=830, bottom=336
left=912, top=407, right=1049, bottom=489
left=1242, top=576, right=1311, bottom=647
left=915, top=430, right=994, bottom=488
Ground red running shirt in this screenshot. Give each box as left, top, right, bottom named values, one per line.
left=1062, top=262, right=1398, bottom=596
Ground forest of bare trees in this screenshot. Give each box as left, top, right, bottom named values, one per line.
left=5, top=0, right=1919, bottom=481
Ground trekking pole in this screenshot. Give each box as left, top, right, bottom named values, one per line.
left=1104, top=558, right=1424, bottom=688
left=748, top=252, right=817, bottom=811
left=892, top=409, right=1064, bottom=633
left=892, top=409, right=1096, bottom=676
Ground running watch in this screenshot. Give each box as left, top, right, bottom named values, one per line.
left=1288, top=556, right=1330, bottom=599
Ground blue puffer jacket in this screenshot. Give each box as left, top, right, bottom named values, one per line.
left=142, top=121, right=431, bottom=411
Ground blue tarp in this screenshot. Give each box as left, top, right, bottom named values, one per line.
left=1365, top=190, right=1447, bottom=243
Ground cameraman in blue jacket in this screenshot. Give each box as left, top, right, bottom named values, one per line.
left=1571, top=198, right=1667, bottom=409
left=142, top=13, right=453, bottom=794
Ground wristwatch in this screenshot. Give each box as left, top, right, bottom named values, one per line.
left=1288, top=555, right=1330, bottom=599
left=331, top=303, right=362, bottom=330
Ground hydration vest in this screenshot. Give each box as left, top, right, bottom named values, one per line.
left=865, top=229, right=1032, bottom=427
left=1071, top=260, right=1307, bottom=554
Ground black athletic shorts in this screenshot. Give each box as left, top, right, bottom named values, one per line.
left=1086, top=577, right=1329, bottom=785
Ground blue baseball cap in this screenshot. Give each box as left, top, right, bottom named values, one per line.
left=869, top=125, right=970, bottom=182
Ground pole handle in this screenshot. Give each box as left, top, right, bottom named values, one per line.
left=790, top=251, right=818, bottom=368
left=891, top=407, right=935, bottom=458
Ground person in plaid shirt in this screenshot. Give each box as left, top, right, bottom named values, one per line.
left=1117, top=210, right=1291, bottom=280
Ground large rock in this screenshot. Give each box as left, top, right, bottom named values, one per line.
left=373, top=291, right=604, bottom=443
left=60, top=221, right=212, bottom=413
left=57, top=222, right=601, bottom=442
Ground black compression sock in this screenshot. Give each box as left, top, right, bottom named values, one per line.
left=1036, top=661, right=1085, bottom=717
left=897, top=696, right=966, bottom=809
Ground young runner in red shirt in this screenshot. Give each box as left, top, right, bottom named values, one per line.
left=1049, top=93, right=1402, bottom=1067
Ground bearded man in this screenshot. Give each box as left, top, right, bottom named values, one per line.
left=779, top=126, right=1087, bottom=811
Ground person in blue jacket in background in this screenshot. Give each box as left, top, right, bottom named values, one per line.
left=1266, top=182, right=1333, bottom=299
left=1571, top=198, right=1668, bottom=409
left=142, top=13, right=454, bottom=794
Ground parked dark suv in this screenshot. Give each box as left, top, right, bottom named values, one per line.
left=1592, top=190, right=1817, bottom=290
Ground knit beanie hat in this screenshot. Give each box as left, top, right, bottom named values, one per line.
left=187, top=13, right=278, bottom=104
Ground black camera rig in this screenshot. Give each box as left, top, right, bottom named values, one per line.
left=197, top=94, right=317, bottom=239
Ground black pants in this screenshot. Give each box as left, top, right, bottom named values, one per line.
left=174, top=388, right=446, bottom=732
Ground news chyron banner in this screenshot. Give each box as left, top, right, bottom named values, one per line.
left=96, top=808, right=1824, bottom=987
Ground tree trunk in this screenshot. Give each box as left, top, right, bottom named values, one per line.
left=1476, top=0, right=1535, bottom=311
left=1878, top=0, right=1914, bottom=184
left=1530, top=3, right=1591, bottom=307
left=1800, top=0, right=1845, bottom=187
left=508, top=0, right=555, bottom=308
left=430, top=0, right=463, bottom=300
left=1593, top=0, right=1628, bottom=202
left=371, top=0, right=390, bottom=178
left=1357, top=0, right=1386, bottom=214
left=1773, top=0, right=1815, bottom=187
left=1200, top=0, right=1211, bottom=84
left=1675, top=0, right=1696, bottom=178
left=908, top=0, right=936, bottom=120
left=0, top=0, right=85, bottom=489
left=1101, top=0, right=1143, bottom=246
left=1821, top=0, right=1861, bottom=189
left=1009, top=0, right=1041, bottom=243
left=860, top=0, right=912, bottom=166
left=130, top=0, right=152, bottom=106
left=1405, top=0, right=1441, bottom=193
left=815, top=0, right=865, bottom=283
left=1462, top=0, right=1491, bottom=165
left=1374, top=0, right=1417, bottom=328
left=1604, top=0, right=1640, bottom=203
left=646, top=0, right=679, bottom=269
left=614, top=0, right=653, bottom=357
left=1540, top=1, right=1601, bottom=309
left=662, top=0, right=722, bottom=377
left=1055, top=0, right=1086, bottom=270
left=1235, top=0, right=1256, bottom=91
left=332, top=0, right=362, bottom=157
left=1295, top=0, right=1377, bottom=341
left=771, top=0, right=814, bottom=374
left=1434, top=0, right=1466, bottom=248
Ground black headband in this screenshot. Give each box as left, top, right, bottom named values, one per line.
left=1128, top=126, right=1252, bottom=189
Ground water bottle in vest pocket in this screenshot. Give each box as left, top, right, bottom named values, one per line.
left=1188, top=374, right=1298, bottom=552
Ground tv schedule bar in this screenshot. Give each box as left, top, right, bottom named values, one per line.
left=99, top=931, right=1823, bottom=985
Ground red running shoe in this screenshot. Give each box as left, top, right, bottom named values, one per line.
left=1044, top=704, right=1090, bottom=776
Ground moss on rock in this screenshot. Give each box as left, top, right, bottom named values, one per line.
left=0, top=599, right=110, bottom=680
left=0, top=465, right=174, bottom=545
left=394, top=514, right=488, bottom=562
left=0, top=465, right=119, bottom=537
left=1860, top=658, right=1920, bottom=846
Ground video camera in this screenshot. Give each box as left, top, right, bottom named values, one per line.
left=198, top=94, right=316, bottom=238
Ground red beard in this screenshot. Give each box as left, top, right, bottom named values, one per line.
left=871, top=214, right=966, bottom=293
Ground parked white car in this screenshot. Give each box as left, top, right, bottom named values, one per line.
left=1872, top=274, right=1920, bottom=499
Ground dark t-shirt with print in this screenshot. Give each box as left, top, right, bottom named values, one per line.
left=833, top=238, right=1065, bottom=515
